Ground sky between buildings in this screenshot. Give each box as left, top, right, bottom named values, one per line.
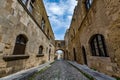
left=43, top=0, right=77, bottom=40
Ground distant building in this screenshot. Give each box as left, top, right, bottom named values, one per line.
left=57, top=54, right=62, bottom=60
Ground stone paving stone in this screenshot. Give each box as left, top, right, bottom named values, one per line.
left=34, top=60, right=89, bottom=80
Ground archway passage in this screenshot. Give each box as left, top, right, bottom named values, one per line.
left=55, top=50, right=64, bottom=60
left=55, top=40, right=66, bottom=60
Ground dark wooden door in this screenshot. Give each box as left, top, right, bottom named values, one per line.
left=82, top=47, right=87, bottom=65
left=73, top=48, right=77, bottom=61
left=13, top=43, right=26, bottom=55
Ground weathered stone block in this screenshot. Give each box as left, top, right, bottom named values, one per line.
left=106, top=66, right=113, bottom=71
left=0, top=43, right=5, bottom=53
left=0, top=69, right=6, bottom=77
left=0, top=0, right=7, bottom=8
left=0, top=35, right=2, bottom=42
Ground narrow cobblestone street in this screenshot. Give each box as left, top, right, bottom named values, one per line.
left=31, top=60, right=89, bottom=80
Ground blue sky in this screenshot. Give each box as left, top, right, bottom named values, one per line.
left=43, top=0, right=77, bottom=40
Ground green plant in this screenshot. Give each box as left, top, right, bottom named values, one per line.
left=116, top=77, right=120, bottom=80
left=69, top=63, right=94, bottom=80
left=112, top=75, right=120, bottom=80
left=28, top=66, right=50, bottom=80
left=91, top=68, right=97, bottom=71
left=41, top=60, right=46, bottom=64
left=50, top=61, right=55, bottom=65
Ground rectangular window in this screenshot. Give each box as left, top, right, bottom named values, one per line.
left=22, top=0, right=28, bottom=5
left=86, top=0, right=93, bottom=10
left=41, top=18, right=45, bottom=30
left=90, top=0, right=93, bottom=5
left=28, top=2, right=34, bottom=13
left=21, top=0, right=35, bottom=13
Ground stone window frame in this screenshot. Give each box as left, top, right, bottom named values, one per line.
left=36, top=45, right=44, bottom=57
left=3, top=34, right=29, bottom=61
left=39, top=46, right=43, bottom=54
left=85, top=0, right=93, bottom=10
left=41, top=18, right=45, bottom=30
left=13, top=34, right=28, bottom=55
left=89, top=34, right=109, bottom=57
left=16, top=35, right=28, bottom=45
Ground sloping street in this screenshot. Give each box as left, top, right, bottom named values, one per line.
left=0, top=0, right=120, bottom=79
left=30, top=60, right=89, bottom=80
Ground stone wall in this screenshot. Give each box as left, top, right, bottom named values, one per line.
left=0, top=0, right=55, bottom=77
left=65, top=0, right=120, bottom=77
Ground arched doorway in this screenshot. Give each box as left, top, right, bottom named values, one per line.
left=55, top=50, right=64, bottom=60
left=82, top=46, right=87, bottom=65
left=48, top=49, right=51, bottom=61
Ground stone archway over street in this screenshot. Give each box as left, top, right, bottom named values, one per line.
left=55, top=40, right=66, bottom=60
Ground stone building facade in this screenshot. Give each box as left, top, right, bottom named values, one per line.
left=64, top=0, right=120, bottom=77
left=0, top=0, right=55, bottom=77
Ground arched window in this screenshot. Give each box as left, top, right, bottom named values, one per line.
left=90, top=34, right=108, bottom=57
left=13, top=34, right=28, bottom=55
left=39, top=46, right=43, bottom=54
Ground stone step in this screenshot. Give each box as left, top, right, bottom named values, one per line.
left=68, top=61, right=116, bottom=80
left=0, top=61, right=52, bottom=80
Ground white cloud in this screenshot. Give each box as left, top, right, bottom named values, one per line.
left=43, top=0, right=77, bottom=40
left=55, top=34, right=65, bottom=40
left=48, top=3, right=65, bottom=16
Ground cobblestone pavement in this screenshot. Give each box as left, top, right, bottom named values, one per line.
left=33, top=60, right=89, bottom=80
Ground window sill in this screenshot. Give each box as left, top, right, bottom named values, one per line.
left=3, top=55, right=29, bottom=61
left=92, top=55, right=109, bottom=57
left=36, top=54, right=44, bottom=57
